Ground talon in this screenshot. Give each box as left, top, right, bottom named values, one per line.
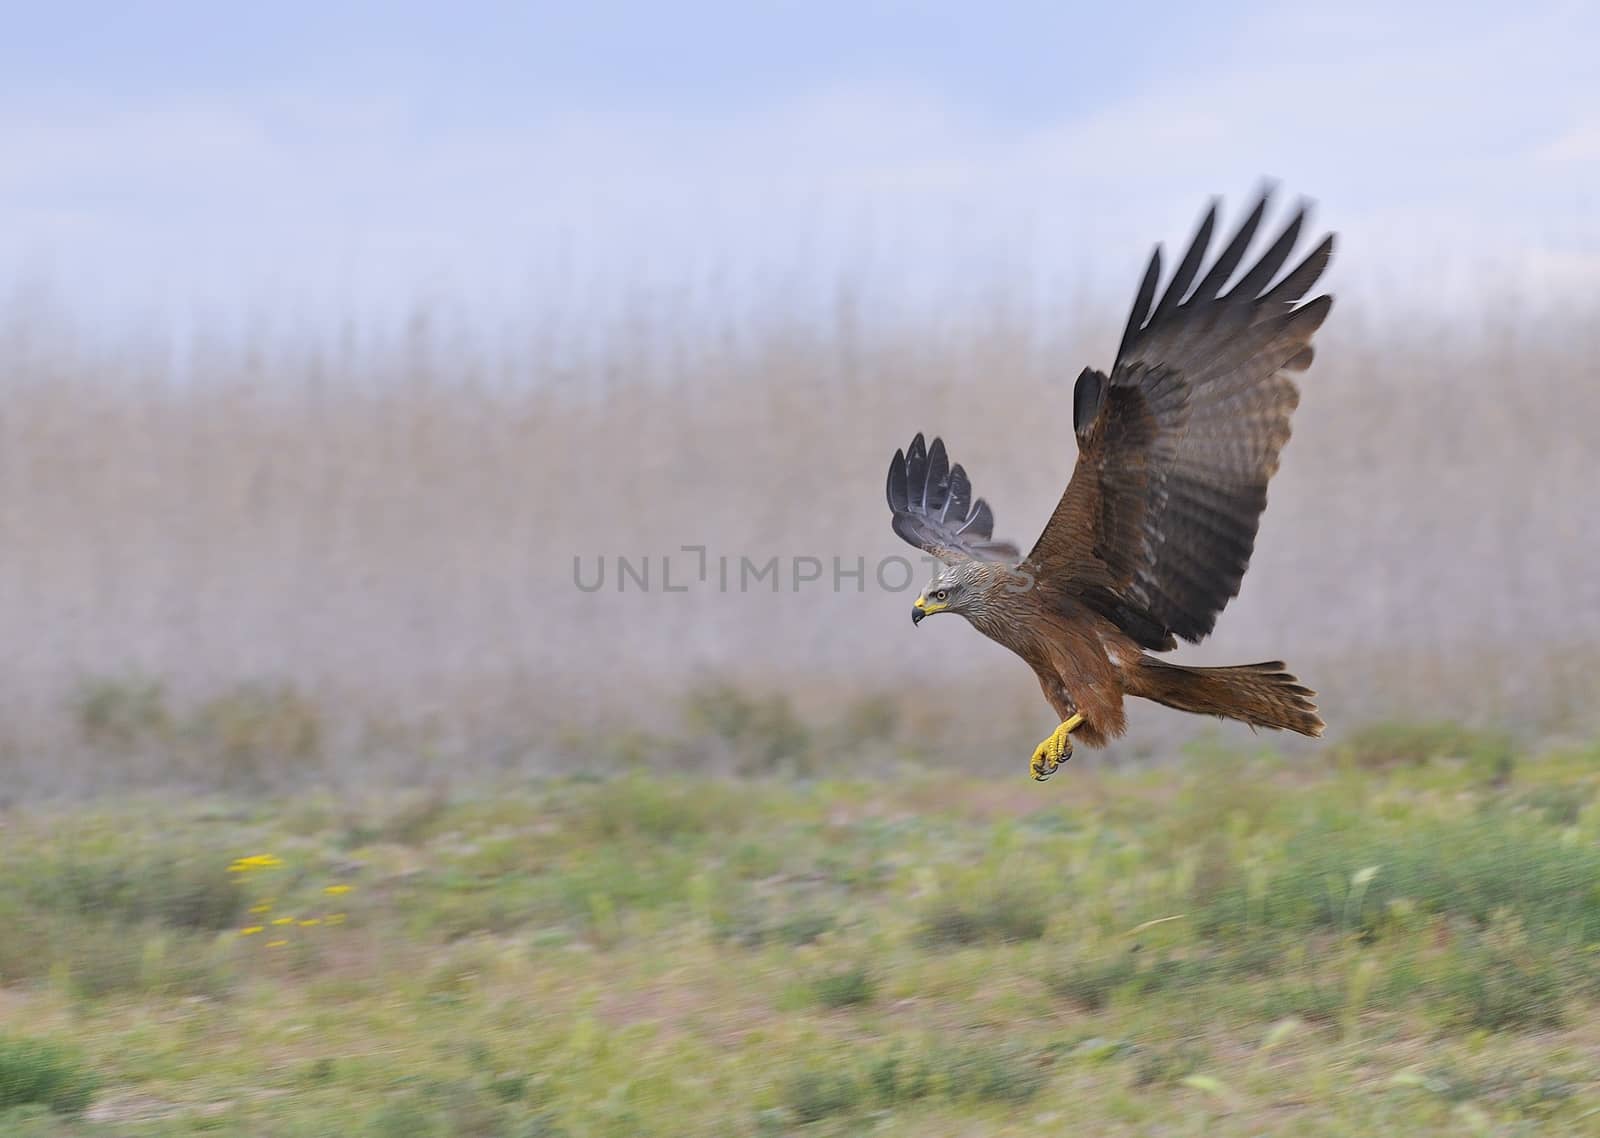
left=1028, top=714, right=1084, bottom=782
left=1030, top=743, right=1059, bottom=782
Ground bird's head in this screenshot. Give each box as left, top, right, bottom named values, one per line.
left=911, top=561, right=988, bottom=626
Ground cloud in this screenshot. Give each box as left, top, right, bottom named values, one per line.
left=1536, top=121, right=1600, bottom=163
left=0, top=5, right=1594, bottom=324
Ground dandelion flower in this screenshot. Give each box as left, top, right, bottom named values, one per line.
left=271, top=916, right=295, bottom=926
left=228, top=854, right=284, bottom=873
left=266, top=939, right=288, bottom=948
left=249, top=903, right=273, bottom=915
left=324, top=885, right=353, bottom=896
left=298, top=918, right=321, bottom=927
left=240, top=926, right=264, bottom=936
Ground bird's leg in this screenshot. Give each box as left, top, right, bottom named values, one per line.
left=1030, top=713, right=1085, bottom=782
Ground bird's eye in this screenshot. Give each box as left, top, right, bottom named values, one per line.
left=934, top=589, right=948, bottom=602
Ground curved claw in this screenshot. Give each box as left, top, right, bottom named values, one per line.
left=1029, top=735, right=1071, bottom=781
left=1030, top=748, right=1064, bottom=781
left=1028, top=714, right=1084, bottom=782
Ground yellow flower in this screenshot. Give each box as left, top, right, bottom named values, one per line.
left=271, top=916, right=295, bottom=926
left=298, top=918, right=321, bottom=927
left=240, top=926, right=264, bottom=936
left=227, top=854, right=284, bottom=873
left=323, top=885, right=353, bottom=896
left=249, top=903, right=273, bottom=915
left=266, top=939, right=288, bottom=948
left=326, top=913, right=346, bottom=925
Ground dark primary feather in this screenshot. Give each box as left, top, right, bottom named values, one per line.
left=1149, top=200, right=1215, bottom=325
left=1026, top=188, right=1336, bottom=647
left=886, top=433, right=1020, bottom=564
left=1191, top=194, right=1266, bottom=301
left=1071, top=368, right=1105, bottom=435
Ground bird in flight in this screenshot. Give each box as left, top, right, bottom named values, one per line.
left=886, top=189, right=1331, bottom=780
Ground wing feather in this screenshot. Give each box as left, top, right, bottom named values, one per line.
left=1150, top=200, right=1216, bottom=323
left=885, top=433, right=1020, bottom=564
left=1023, top=189, right=1335, bottom=647
left=1263, top=235, right=1335, bottom=307
left=1191, top=193, right=1268, bottom=301
left=1232, top=203, right=1304, bottom=297
left=1116, top=248, right=1163, bottom=361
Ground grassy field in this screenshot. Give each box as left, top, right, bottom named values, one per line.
left=4, top=727, right=1600, bottom=1135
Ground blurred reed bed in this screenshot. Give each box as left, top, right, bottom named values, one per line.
left=0, top=264, right=1595, bottom=792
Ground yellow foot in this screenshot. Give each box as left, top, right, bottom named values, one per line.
left=1030, top=713, right=1085, bottom=782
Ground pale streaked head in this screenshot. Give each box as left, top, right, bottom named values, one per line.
left=911, top=561, right=986, bottom=626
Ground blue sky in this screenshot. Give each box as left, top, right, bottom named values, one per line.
left=2, top=0, right=1597, bottom=326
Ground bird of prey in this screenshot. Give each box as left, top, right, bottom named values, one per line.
left=886, top=190, right=1331, bottom=780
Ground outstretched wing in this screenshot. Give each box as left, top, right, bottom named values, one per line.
left=1025, top=189, right=1335, bottom=649
left=886, top=433, right=1021, bottom=564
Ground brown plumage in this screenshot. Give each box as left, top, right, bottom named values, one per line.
left=886, top=189, right=1331, bottom=778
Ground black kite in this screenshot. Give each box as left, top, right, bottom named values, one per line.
left=886, top=190, right=1330, bottom=779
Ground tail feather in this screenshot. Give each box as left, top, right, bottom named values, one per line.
left=1133, top=657, right=1324, bottom=737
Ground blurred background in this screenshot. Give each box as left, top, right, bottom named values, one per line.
left=2, top=0, right=1597, bottom=793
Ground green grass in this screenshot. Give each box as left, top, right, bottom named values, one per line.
left=0, top=1037, right=99, bottom=1117
left=914, top=887, right=1051, bottom=947
left=4, top=738, right=1600, bottom=1133
left=1337, top=721, right=1516, bottom=780
left=802, top=965, right=878, bottom=1010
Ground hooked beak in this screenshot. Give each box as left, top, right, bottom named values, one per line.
left=912, top=594, right=947, bottom=626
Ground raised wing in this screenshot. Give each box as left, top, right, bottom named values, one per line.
left=1026, top=189, right=1335, bottom=648
left=886, top=433, right=1021, bottom=564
